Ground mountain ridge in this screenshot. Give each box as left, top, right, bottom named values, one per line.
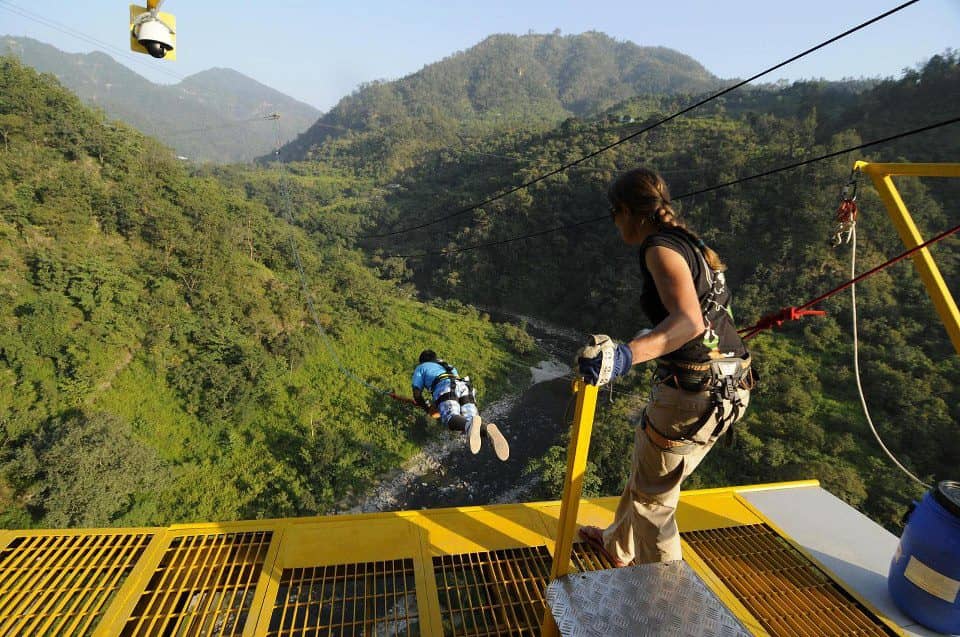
left=280, top=31, right=725, bottom=161
left=0, top=36, right=320, bottom=163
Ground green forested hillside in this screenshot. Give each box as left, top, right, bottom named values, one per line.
left=0, top=57, right=535, bottom=528
left=349, top=52, right=959, bottom=530
left=0, top=36, right=320, bottom=163
left=2, top=37, right=958, bottom=536
left=280, top=31, right=722, bottom=162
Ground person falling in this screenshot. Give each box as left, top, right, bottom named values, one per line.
left=411, top=350, right=510, bottom=461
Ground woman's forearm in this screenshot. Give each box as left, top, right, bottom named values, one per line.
left=626, top=312, right=704, bottom=365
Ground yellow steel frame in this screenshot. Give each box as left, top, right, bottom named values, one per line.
left=854, top=161, right=960, bottom=354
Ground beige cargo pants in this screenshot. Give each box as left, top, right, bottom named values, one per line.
left=601, top=381, right=750, bottom=565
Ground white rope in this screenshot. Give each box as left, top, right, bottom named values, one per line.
left=849, top=226, right=930, bottom=488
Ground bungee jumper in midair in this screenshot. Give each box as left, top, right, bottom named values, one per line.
left=411, top=350, right=510, bottom=461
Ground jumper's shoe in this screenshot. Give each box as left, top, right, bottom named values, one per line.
left=467, top=416, right=482, bottom=454
left=484, top=423, right=510, bottom=461
left=578, top=526, right=627, bottom=568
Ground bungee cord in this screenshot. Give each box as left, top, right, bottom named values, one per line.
left=848, top=226, right=932, bottom=489
left=270, top=116, right=395, bottom=397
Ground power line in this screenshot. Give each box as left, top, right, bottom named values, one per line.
left=164, top=114, right=280, bottom=137
left=672, top=116, right=960, bottom=200
left=382, top=114, right=960, bottom=259
left=359, top=0, right=921, bottom=240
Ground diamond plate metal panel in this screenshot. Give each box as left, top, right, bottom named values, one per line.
left=546, top=561, right=751, bottom=637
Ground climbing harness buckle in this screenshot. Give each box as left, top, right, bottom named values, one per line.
left=713, top=359, right=742, bottom=401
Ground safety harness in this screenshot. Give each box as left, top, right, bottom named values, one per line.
left=693, top=239, right=732, bottom=352
left=647, top=356, right=755, bottom=451
left=429, top=360, right=476, bottom=407
left=647, top=235, right=757, bottom=450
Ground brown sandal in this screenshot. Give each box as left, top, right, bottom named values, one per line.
left=578, top=526, right=627, bottom=568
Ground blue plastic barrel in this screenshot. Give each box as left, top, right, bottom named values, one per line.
left=889, top=480, right=960, bottom=634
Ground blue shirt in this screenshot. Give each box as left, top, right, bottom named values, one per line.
left=411, top=361, right=459, bottom=393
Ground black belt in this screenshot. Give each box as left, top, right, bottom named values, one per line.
left=655, top=356, right=754, bottom=393
left=655, top=367, right=711, bottom=392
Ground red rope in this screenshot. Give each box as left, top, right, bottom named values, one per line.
left=388, top=392, right=440, bottom=419
left=388, top=392, right=417, bottom=405
left=739, top=307, right=826, bottom=340
left=740, top=222, right=960, bottom=340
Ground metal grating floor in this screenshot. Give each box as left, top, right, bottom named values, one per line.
left=433, top=543, right=613, bottom=637
left=120, top=530, right=272, bottom=636
left=266, top=559, right=420, bottom=636
left=683, top=524, right=899, bottom=636
left=0, top=532, right=153, bottom=637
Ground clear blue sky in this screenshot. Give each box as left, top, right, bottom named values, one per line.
left=1, top=0, right=957, bottom=111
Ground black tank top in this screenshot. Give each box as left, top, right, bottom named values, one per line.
left=638, top=227, right=747, bottom=363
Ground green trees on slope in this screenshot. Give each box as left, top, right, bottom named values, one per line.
left=2, top=47, right=957, bottom=534
left=0, top=57, right=536, bottom=528
left=353, top=52, right=960, bottom=531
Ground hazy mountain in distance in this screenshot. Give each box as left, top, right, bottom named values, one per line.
left=281, top=30, right=725, bottom=160
left=1, top=36, right=319, bottom=163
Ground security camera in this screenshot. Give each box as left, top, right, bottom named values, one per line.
left=132, top=14, right=175, bottom=58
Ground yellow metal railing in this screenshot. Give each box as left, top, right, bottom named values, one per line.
left=853, top=161, right=960, bottom=354
left=540, top=380, right=598, bottom=636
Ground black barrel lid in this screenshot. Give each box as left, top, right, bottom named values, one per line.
left=933, top=480, right=960, bottom=519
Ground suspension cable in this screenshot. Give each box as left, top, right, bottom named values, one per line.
left=164, top=114, right=281, bottom=137
left=383, top=115, right=960, bottom=259
left=360, top=0, right=921, bottom=239
left=848, top=227, right=931, bottom=488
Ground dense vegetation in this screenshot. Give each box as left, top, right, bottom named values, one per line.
left=316, top=52, right=959, bottom=531
left=2, top=34, right=958, bottom=535
left=0, top=36, right=319, bottom=163
left=0, top=57, right=536, bottom=528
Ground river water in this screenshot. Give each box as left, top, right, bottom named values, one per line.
left=344, top=313, right=588, bottom=513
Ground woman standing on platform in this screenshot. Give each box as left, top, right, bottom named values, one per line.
left=575, top=167, right=755, bottom=566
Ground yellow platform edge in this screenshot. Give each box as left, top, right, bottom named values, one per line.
left=0, top=479, right=908, bottom=637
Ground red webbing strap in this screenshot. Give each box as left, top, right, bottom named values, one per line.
left=740, top=222, right=960, bottom=340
